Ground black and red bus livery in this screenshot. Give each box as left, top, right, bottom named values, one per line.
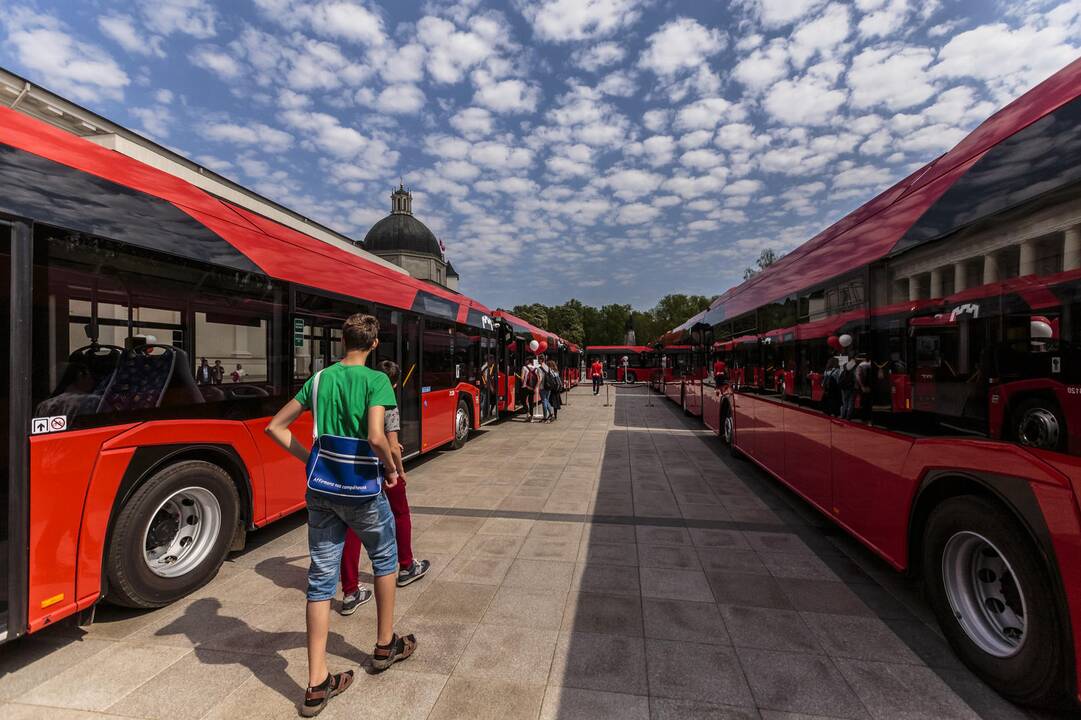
left=660, top=58, right=1081, bottom=708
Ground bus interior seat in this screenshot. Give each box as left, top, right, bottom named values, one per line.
left=97, top=345, right=179, bottom=413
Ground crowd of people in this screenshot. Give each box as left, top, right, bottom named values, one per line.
left=518, top=353, right=564, bottom=422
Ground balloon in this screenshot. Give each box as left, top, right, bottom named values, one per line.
left=1031, top=317, right=1053, bottom=339
left=838, top=333, right=853, bottom=348
left=529, top=339, right=540, bottom=352
left=537, top=340, right=548, bottom=354
left=827, top=335, right=841, bottom=351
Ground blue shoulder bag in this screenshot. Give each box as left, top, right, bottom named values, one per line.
left=305, top=369, right=384, bottom=504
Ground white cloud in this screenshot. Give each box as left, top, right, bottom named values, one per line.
left=572, top=41, right=625, bottom=72
left=131, top=106, right=171, bottom=137
left=417, top=15, right=498, bottom=84
left=688, top=219, right=719, bottom=231
left=663, top=170, right=727, bottom=199
left=832, top=164, right=892, bottom=189
left=203, top=121, right=294, bottom=152
left=716, top=123, right=768, bottom=151
left=98, top=15, right=165, bottom=58
left=190, top=45, right=244, bottom=80
left=282, top=110, right=397, bottom=169
left=642, top=109, right=669, bottom=132
left=470, top=141, right=534, bottom=170
left=723, top=179, right=764, bottom=196
left=376, top=84, right=426, bottom=114
left=437, top=160, right=482, bottom=181
left=732, top=39, right=789, bottom=91
left=680, top=149, right=725, bottom=169
left=753, top=0, right=826, bottom=28
left=598, top=70, right=636, bottom=97
left=639, top=17, right=726, bottom=77
left=380, top=43, right=426, bottom=83
left=895, top=123, right=967, bottom=155
left=616, top=202, right=661, bottom=225
left=519, top=0, right=644, bottom=42
left=450, top=107, right=494, bottom=138
left=605, top=169, right=664, bottom=200
left=140, top=0, right=218, bottom=39
left=307, top=1, right=387, bottom=46
left=857, top=0, right=911, bottom=39
left=472, top=71, right=540, bottom=113
left=763, top=76, right=847, bottom=125
left=4, top=10, right=129, bottom=102
left=790, top=3, right=850, bottom=67
left=641, top=135, right=676, bottom=166
left=675, top=97, right=733, bottom=131
left=849, top=45, right=936, bottom=110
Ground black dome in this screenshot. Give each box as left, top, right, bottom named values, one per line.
left=363, top=213, right=441, bottom=257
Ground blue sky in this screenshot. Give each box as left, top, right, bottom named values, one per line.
left=2, top=1, right=1080, bottom=310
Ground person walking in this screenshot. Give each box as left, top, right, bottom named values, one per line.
left=822, top=356, right=841, bottom=417
left=480, top=354, right=496, bottom=418
left=231, top=363, right=246, bottom=383
left=520, top=356, right=540, bottom=421
left=196, top=357, right=212, bottom=385
left=265, top=313, right=416, bottom=717
left=547, top=359, right=563, bottom=421
left=212, top=360, right=225, bottom=385
left=856, top=353, right=874, bottom=424
left=538, top=355, right=554, bottom=423
left=839, top=355, right=857, bottom=420
left=339, top=360, right=431, bottom=614
left=590, top=357, right=603, bottom=395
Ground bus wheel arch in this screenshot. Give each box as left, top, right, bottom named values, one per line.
left=105, top=458, right=240, bottom=608
left=909, top=474, right=1074, bottom=707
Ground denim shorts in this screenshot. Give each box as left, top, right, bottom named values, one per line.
left=306, top=491, right=397, bottom=601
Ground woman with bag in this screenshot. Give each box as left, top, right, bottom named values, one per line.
left=547, top=360, right=563, bottom=422
left=520, top=357, right=539, bottom=422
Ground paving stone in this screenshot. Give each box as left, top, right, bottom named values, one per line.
left=578, top=540, right=639, bottom=566
left=540, top=686, right=650, bottom=720
left=460, top=533, right=526, bottom=558
left=688, top=528, right=751, bottom=549
left=800, top=613, right=922, bottom=664
left=455, top=625, right=558, bottom=685
left=697, top=548, right=771, bottom=574
left=385, top=619, right=474, bottom=675
left=642, top=598, right=729, bottom=645
left=519, top=535, right=582, bottom=562
left=744, top=532, right=815, bottom=555
left=720, top=605, right=821, bottom=653
left=3, top=705, right=131, bottom=719
left=439, top=554, right=514, bottom=586
left=572, top=562, right=641, bottom=596
left=636, top=525, right=693, bottom=546
left=18, top=643, right=190, bottom=711
left=584, top=523, right=637, bottom=544
left=529, top=520, right=585, bottom=541
left=562, top=592, right=643, bottom=637
left=483, top=587, right=568, bottom=630
left=651, top=698, right=761, bottom=720
left=323, top=668, right=449, bottom=720
left=646, top=639, right=754, bottom=706
left=759, top=553, right=840, bottom=582
left=737, top=648, right=867, bottom=719
left=777, top=579, right=874, bottom=617
left=477, top=517, right=535, bottom=536
left=549, top=632, right=648, bottom=695
left=834, top=659, right=981, bottom=720
left=638, top=544, right=702, bottom=570
left=706, top=571, right=793, bottom=610
left=503, top=559, right=576, bottom=591
left=640, top=567, right=714, bottom=602
left=403, top=581, right=497, bottom=624
left=0, top=636, right=112, bottom=701
left=427, top=677, right=545, bottom=720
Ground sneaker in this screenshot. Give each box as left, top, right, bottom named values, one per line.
left=340, top=587, right=373, bottom=615
left=397, top=559, right=431, bottom=587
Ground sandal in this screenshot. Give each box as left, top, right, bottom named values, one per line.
left=300, top=670, right=354, bottom=717
left=371, top=633, right=417, bottom=672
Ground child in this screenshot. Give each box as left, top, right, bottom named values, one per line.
left=266, top=314, right=416, bottom=717
left=339, top=360, right=430, bottom=615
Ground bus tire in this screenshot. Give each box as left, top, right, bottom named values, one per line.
left=1011, top=397, right=1066, bottom=452
left=106, top=460, right=239, bottom=609
left=451, top=398, right=471, bottom=449
left=922, top=495, right=1069, bottom=707
left=721, top=403, right=743, bottom=458
left=626, top=371, right=637, bottom=384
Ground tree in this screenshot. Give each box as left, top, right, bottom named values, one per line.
left=547, top=300, right=585, bottom=346
left=511, top=303, right=548, bottom=330
left=743, top=248, right=782, bottom=280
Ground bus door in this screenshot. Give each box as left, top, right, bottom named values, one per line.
left=3, top=219, right=30, bottom=643
left=911, top=310, right=992, bottom=428
left=399, top=313, right=421, bottom=456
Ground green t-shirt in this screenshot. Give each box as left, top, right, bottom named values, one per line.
left=295, top=363, right=397, bottom=439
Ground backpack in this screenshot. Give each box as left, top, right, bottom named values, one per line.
left=839, top=364, right=855, bottom=391
left=523, top=367, right=538, bottom=390
left=544, top=369, right=562, bottom=392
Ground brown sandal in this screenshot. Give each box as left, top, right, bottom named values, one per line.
left=300, top=670, right=354, bottom=717
left=371, top=633, right=417, bottom=672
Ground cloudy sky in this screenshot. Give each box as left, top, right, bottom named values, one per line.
left=2, top=1, right=1079, bottom=310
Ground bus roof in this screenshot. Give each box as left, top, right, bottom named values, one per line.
left=585, top=345, right=653, bottom=354
left=703, top=57, right=1081, bottom=324
left=492, top=310, right=551, bottom=343
left=0, top=106, right=494, bottom=327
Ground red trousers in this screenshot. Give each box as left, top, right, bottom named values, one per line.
left=340, top=478, right=413, bottom=594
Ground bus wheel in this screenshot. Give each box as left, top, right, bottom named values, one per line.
left=106, top=461, right=239, bottom=608
left=1012, top=398, right=1065, bottom=451
left=721, top=403, right=742, bottom=458
left=452, top=398, right=471, bottom=449
left=626, top=371, right=637, bottom=384
left=923, top=495, right=1068, bottom=706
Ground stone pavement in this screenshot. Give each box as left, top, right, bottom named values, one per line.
left=0, top=385, right=1065, bottom=719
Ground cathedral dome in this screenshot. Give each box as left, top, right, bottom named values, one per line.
left=362, top=183, right=443, bottom=258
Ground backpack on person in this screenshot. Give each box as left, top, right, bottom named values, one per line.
left=839, top=363, right=855, bottom=391
left=545, top=369, right=562, bottom=393
left=523, top=366, right=538, bottom=391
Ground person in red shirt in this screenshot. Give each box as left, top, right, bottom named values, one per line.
left=713, top=358, right=727, bottom=386
left=590, top=358, right=604, bottom=395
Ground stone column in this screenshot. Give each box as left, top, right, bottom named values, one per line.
left=1019, top=239, right=1037, bottom=277
left=1064, top=226, right=1081, bottom=271
left=953, top=261, right=967, bottom=293
left=930, top=267, right=944, bottom=298
left=984, top=253, right=999, bottom=284
left=908, top=275, right=920, bottom=302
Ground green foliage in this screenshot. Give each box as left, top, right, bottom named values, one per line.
left=506, top=294, right=712, bottom=346
left=743, top=248, right=782, bottom=280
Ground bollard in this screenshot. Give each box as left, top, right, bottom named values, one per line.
left=604, top=382, right=610, bottom=407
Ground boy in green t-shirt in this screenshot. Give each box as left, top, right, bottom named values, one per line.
left=266, top=314, right=416, bottom=716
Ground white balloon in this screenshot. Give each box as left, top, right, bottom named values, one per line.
left=838, top=334, right=853, bottom=348
left=529, top=339, right=540, bottom=352
left=1031, top=319, right=1053, bottom=339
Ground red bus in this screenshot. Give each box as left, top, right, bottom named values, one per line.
left=584, top=345, right=655, bottom=383
left=663, top=58, right=1081, bottom=708
left=0, top=105, right=563, bottom=643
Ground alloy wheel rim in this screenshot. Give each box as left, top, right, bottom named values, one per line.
left=941, top=530, right=1027, bottom=658
left=456, top=407, right=469, bottom=441
left=1018, top=408, right=1059, bottom=449
left=143, top=486, right=222, bottom=578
